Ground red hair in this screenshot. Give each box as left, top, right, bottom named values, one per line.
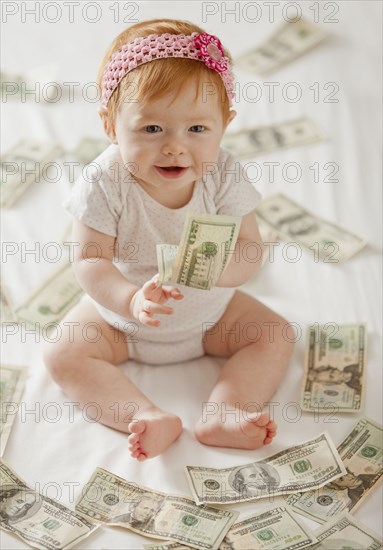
left=97, top=19, right=233, bottom=134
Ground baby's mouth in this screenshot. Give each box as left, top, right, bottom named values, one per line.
left=155, top=165, right=189, bottom=178
left=159, top=166, right=184, bottom=171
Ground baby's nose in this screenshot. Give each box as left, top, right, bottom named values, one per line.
left=161, top=136, right=187, bottom=156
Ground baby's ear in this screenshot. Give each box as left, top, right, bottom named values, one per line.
left=224, top=110, right=237, bottom=130
left=227, top=110, right=237, bottom=124
left=97, top=105, right=118, bottom=144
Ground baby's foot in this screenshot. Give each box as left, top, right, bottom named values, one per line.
left=127, top=408, right=183, bottom=461
left=194, top=411, right=277, bottom=450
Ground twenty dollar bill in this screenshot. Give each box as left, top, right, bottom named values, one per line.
left=15, top=263, right=83, bottom=328
left=301, top=324, right=366, bottom=412
left=286, top=417, right=383, bottom=523
left=75, top=467, right=239, bottom=550
left=0, top=460, right=97, bottom=550
left=222, top=117, right=325, bottom=158
left=1, top=140, right=64, bottom=208
left=236, top=18, right=327, bottom=75
left=161, top=212, right=241, bottom=290
left=0, top=364, right=28, bottom=456
left=218, top=506, right=318, bottom=549
left=311, top=513, right=382, bottom=549
left=255, top=193, right=367, bottom=262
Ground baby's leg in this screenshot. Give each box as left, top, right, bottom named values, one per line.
left=43, top=299, right=182, bottom=461
left=195, top=291, right=294, bottom=450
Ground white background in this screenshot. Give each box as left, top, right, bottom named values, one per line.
left=1, top=1, right=382, bottom=548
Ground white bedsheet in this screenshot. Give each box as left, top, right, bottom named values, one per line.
left=1, top=1, right=382, bottom=548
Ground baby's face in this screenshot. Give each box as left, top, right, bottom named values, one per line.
left=113, top=81, right=232, bottom=198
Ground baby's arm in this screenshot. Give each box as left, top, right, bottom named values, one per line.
left=72, top=220, right=183, bottom=325
left=215, top=211, right=264, bottom=287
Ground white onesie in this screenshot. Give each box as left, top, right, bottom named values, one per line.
left=63, top=145, right=261, bottom=364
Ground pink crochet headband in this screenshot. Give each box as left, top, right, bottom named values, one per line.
left=101, top=31, right=235, bottom=108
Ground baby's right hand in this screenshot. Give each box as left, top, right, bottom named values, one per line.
left=129, top=275, right=184, bottom=327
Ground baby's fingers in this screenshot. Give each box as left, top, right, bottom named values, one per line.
left=142, top=277, right=159, bottom=297
left=142, top=299, right=173, bottom=316
left=138, top=311, right=160, bottom=327
left=162, top=286, right=184, bottom=301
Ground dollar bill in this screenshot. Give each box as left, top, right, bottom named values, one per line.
left=222, top=117, right=326, bottom=158
left=0, top=364, right=28, bottom=456
left=15, top=263, right=83, bottom=328
left=0, top=278, right=18, bottom=323
left=1, top=63, right=59, bottom=102
left=255, top=193, right=367, bottom=262
left=216, top=505, right=318, bottom=549
left=236, top=18, right=327, bottom=75
left=185, top=432, right=346, bottom=505
left=301, top=324, right=366, bottom=412
left=256, top=217, right=280, bottom=267
left=170, top=212, right=241, bottom=290
left=145, top=544, right=189, bottom=550
left=286, top=417, right=383, bottom=523
left=72, top=137, right=109, bottom=164
left=157, top=244, right=179, bottom=286
left=1, top=140, right=64, bottom=208
left=311, top=513, right=382, bottom=549
left=75, top=467, right=239, bottom=550
left=0, top=460, right=98, bottom=550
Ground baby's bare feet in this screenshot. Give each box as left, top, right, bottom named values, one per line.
left=194, top=411, right=277, bottom=450
left=127, top=408, right=183, bottom=461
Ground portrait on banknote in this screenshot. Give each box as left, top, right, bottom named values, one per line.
left=0, top=485, right=41, bottom=526
left=111, top=492, right=164, bottom=531
left=228, top=463, right=280, bottom=497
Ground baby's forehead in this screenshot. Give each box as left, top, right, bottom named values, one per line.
left=119, top=90, right=223, bottom=121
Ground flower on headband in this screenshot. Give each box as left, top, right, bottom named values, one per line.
left=194, top=33, right=228, bottom=73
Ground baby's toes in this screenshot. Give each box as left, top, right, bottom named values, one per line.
left=256, top=412, right=272, bottom=427
left=128, top=419, right=145, bottom=434
left=130, top=448, right=143, bottom=459
left=128, top=433, right=140, bottom=445
left=136, top=452, right=147, bottom=462
left=128, top=442, right=141, bottom=452
left=268, top=419, right=277, bottom=432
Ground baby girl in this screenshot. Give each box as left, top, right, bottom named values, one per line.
left=44, top=18, right=294, bottom=461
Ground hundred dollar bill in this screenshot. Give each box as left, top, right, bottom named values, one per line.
left=0, top=278, right=18, bottom=323
left=185, top=432, right=346, bottom=505
left=286, top=417, right=383, bottom=523
left=0, top=460, right=98, bottom=550
left=0, top=364, right=28, bottom=456
left=1, top=139, right=64, bottom=208
left=157, top=244, right=179, bottom=286
left=217, top=505, right=318, bottom=549
left=75, top=467, right=239, bottom=550
left=222, top=117, right=326, bottom=158
left=311, top=513, right=382, bottom=549
left=145, top=544, right=189, bottom=550
left=170, top=212, right=241, bottom=290
left=255, top=193, right=367, bottom=262
left=73, top=137, right=109, bottom=164
left=15, top=263, right=83, bottom=328
left=236, top=18, right=327, bottom=75
left=301, top=324, right=366, bottom=412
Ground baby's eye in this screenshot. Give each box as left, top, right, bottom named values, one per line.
left=189, top=125, right=205, bottom=133
left=144, top=125, right=162, bottom=133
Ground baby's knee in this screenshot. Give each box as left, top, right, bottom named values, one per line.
left=260, top=315, right=296, bottom=356
left=43, top=340, right=75, bottom=384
